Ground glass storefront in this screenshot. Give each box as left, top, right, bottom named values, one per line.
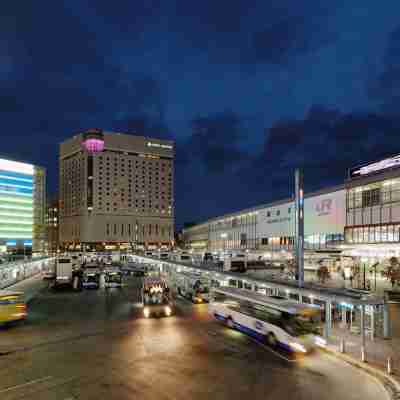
left=345, top=224, right=400, bottom=244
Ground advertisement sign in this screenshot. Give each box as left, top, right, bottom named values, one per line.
left=257, top=189, right=345, bottom=238
left=350, top=154, right=400, bottom=178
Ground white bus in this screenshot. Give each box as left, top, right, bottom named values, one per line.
left=209, top=287, right=326, bottom=353
left=104, top=266, right=123, bottom=288
left=142, top=277, right=174, bottom=318
left=173, top=272, right=211, bottom=303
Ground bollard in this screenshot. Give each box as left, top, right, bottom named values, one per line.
left=361, top=346, right=366, bottom=363
left=387, top=357, right=393, bottom=375
left=340, top=339, right=346, bottom=353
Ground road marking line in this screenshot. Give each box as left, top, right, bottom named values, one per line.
left=0, top=376, right=53, bottom=393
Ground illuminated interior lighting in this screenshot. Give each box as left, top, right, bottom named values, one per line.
left=0, top=190, right=32, bottom=198
left=2, top=234, right=32, bottom=239
left=0, top=175, right=33, bottom=183
left=0, top=196, right=33, bottom=204
left=83, top=138, right=104, bottom=153
left=0, top=181, right=33, bottom=190
left=0, top=219, right=32, bottom=225
left=0, top=204, right=32, bottom=211
left=0, top=226, right=32, bottom=232
left=0, top=213, right=33, bottom=219
left=0, top=159, right=34, bottom=175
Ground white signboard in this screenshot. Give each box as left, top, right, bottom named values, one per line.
left=257, top=189, right=345, bottom=238
left=303, top=190, right=346, bottom=236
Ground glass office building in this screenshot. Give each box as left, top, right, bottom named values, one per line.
left=0, top=158, right=46, bottom=254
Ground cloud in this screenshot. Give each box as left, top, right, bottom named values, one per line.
left=369, top=25, right=400, bottom=115
left=188, top=110, right=250, bottom=173
left=257, top=106, right=400, bottom=192
left=250, top=14, right=336, bottom=65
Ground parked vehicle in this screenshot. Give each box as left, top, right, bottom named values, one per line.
left=174, top=272, right=210, bottom=303
left=54, top=257, right=81, bottom=290
left=81, top=263, right=101, bottom=289
left=104, top=266, right=123, bottom=288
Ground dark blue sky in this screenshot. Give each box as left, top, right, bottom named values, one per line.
left=2, top=1, right=400, bottom=227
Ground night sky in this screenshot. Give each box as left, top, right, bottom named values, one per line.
left=2, top=1, right=400, bottom=227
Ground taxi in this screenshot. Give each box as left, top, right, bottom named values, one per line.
left=0, top=291, right=27, bottom=325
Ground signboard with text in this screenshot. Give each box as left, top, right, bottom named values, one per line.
left=350, top=154, right=400, bottom=178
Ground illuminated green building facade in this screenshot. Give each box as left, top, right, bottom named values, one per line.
left=0, top=158, right=46, bottom=254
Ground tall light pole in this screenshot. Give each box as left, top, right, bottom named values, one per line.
left=295, top=169, right=304, bottom=287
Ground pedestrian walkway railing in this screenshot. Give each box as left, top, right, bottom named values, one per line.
left=0, top=257, right=55, bottom=290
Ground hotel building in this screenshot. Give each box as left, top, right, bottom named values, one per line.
left=59, top=129, right=174, bottom=250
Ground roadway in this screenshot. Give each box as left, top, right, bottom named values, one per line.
left=0, top=275, right=388, bottom=400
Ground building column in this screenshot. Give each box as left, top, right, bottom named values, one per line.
left=324, top=301, right=332, bottom=338
left=341, top=306, right=347, bottom=329
left=360, top=305, right=366, bottom=359
left=383, top=303, right=391, bottom=339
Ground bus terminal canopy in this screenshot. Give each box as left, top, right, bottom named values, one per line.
left=133, top=255, right=385, bottom=307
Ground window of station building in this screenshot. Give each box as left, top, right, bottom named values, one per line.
left=261, top=237, right=269, bottom=245
left=361, top=187, right=381, bottom=207
left=106, top=223, right=110, bottom=235
left=114, top=224, right=117, bottom=235
left=276, top=210, right=280, bottom=216
left=266, top=211, right=271, bottom=217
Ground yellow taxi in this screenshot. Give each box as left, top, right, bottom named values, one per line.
left=0, top=291, right=27, bottom=325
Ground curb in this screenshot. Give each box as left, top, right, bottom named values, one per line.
left=322, top=346, right=400, bottom=400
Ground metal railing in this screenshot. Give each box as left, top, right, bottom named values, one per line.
left=0, top=257, right=55, bottom=290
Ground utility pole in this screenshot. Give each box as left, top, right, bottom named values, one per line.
left=295, top=169, right=304, bottom=287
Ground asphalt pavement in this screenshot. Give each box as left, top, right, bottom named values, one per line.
left=0, top=276, right=389, bottom=400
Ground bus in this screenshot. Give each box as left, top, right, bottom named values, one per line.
left=142, top=277, right=174, bottom=318
left=0, top=290, right=27, bottom=325
left=104, top=266, right=123, bottom=288
left=209, top=287, right=325, bottom=353
left=81, top=262, right=101, bottom=289
left=173, top=272, right=210, bottom=303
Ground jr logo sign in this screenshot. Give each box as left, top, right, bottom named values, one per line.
left=315, top=199, right=332, bottom=216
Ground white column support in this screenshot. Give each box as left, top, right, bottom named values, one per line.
left=324, top=301, right=332, bottom=338
left=360, top=305, right=366, bottom=361
left=341, top=306, right=347, bottom=329
left=371, top=306, right=375, bottom=341
left=383, top=303, right=391, bottom=339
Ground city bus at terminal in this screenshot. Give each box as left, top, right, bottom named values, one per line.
left=171, top=271, right=211, bottom=303
left=104, top=266, right=123, bottom=288
left=142, top=277, right=174, bottom=318
left=209, top=287, right=326, bottom=353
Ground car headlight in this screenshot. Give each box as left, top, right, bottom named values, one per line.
left=165, top=306, right=172, bottom=316
left=143, top=308, right=150, bottom=318
left=289, top=342, right=307, bottom=353
left=315, top=336, right=327, bottom=347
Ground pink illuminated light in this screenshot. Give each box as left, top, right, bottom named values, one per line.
left=83, top=138, right=104, bottom=153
